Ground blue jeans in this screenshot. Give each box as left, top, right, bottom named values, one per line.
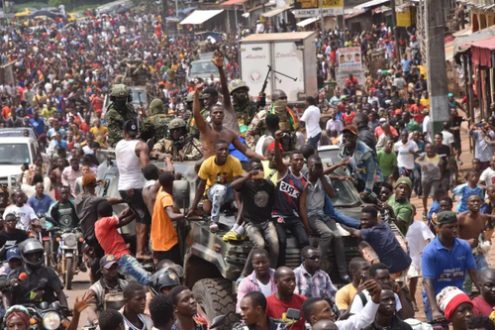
left=207, top=184, right=234, bottom=222
left=118, top=254, right=150, bottom=285
left=307, top=133, right=321, bottom=150
left=324, top=195, right=360, bottom=228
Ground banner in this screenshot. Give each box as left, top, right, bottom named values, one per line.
left=335, top=47, right=365, bottom=88
left=294, top=0, right=343, bottom=9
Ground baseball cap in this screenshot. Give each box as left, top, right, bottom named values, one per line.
left=100, top=255, right=118, bottom=270
left=123, top=120, right=138, bottom=134
left=436, top=211, right=458, bottom=225
left=342, top=125, right=358, bottom=136
left=6, top=247, right=21, bottom=261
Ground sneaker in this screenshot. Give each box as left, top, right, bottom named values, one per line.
left=222, top=230, right=239, bottom=242
left=209, top=222, right=219, bottom=233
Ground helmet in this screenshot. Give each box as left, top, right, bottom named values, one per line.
left=149, top=268, right=181, bottom=295
left=20, top=238, right=44, bottom=267
left=110, top=84, right=130, bottom=98
left=271, top=90, right=287, bottom=101
left=148, top=98, right=164, bottom=115
left=168, top=118, right=186, bottom=130
left=228, top=79, right=249, bottom=94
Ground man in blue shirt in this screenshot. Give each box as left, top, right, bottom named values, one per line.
left=422, top=211, right=478, bottom=322
left=27, top=182, right=53, bottom=216
left=29, top=112, right=45, bottom=137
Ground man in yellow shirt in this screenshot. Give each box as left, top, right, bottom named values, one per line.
left=189, top=140, right=244, bottom=232
left=90, top=119, right=109, bottom=149
left=151, top=172, right=185, bottom=265
left=335, top=258, right=370, bottom=312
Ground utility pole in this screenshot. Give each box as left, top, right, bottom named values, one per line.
left=319, top=0, right=325, bottom=32
left=390, top=0, right=400, bottom=59
left=425, top=0, right=449, bottom=135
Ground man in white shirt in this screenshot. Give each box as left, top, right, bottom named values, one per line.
left=441, top=122, right=455, bottom=153
left=303, top=279, right=381, bottom=330
left=480, top=156, right=495, bottom=188
left=394, top=130, right=419, bottom=177
left=3, top=189, right=38, bottom=231
left=301, top=96, right=322, bottom=149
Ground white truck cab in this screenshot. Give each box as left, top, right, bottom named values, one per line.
left=0, top=135, right=40, bottom=188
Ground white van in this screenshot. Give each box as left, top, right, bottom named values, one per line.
left=0, top=136, right=40, bottom=188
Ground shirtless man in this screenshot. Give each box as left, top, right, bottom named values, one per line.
left=192, top=83, right=264, bottom=160
left=458, top=195, right=494, bottom=272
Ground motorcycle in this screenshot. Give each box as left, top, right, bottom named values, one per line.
left=26, top=301, right=71, bottom=330
left=57, top=228, right=83, bottom=290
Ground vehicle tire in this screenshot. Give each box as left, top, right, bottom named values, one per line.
left=192, top=278, right=237, bottom=330
left=43, top=241, right=51, bottom=267
left=65, top=257, right=74, bottom=290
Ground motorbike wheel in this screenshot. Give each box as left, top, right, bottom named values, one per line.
left=43, top=241, right=51, bottom=267
left=65, top=257, right=74, bottom=290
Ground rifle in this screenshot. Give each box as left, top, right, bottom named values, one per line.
left=258, top=65, right=272, bottom=108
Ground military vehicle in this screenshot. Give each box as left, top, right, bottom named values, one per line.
left=96, top=145, right=362, bottom=329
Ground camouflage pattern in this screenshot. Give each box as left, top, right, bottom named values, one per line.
left=152, top=136, right=203, bottom=161
left=105, top=102, right=137, bottom=147
left=234, top=101, right=258, bottom=128
left=110, top=84, right=130, bottom=98
left=228, top=79, right=249, bottom=94
left=142, top=98, right=170, bottom=141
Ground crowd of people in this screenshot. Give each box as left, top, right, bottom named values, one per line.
left=0, top=2, right=493, bottom=330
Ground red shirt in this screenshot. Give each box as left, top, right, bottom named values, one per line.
left=342, top=112, right=356, bottom=126
left=266, top=294, right=307, bottom=330
left=95, top=216, right=130, bottom=259
left=472, top=295, right=494, bottom=317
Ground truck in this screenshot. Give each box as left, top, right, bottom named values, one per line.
left=239, top=31, right=318, bottom=103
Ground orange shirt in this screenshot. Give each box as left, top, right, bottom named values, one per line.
left=151, top=189, right=178, bottom=252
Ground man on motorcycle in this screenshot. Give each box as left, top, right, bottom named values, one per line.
left=9, top=239, right=68, bottom=309
left=47, top=186, right=79, bottom=230
left=86, top=255, right=128, bottom=321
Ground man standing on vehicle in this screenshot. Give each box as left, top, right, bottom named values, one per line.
left=115, top=120, right=151, bottom=260
left=300, top=96, right=322, bottom=150
left=105, top=84, right=137, bottom=147
left=229, top=79, right=258, bottom=129
left=192, top=83, right=263, bottom=160
left=151, top=118, right=202, bottom=162
left=269, top=133, right=309, bottom=267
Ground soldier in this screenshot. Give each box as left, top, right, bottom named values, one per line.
left=104, top=84, right=137, bottom=147
left=246, top=90, right=299, bottom=150
left=229, top=79, right=258, bottom=130
left=142, top=98, right=170, bottom=142
left=151, top=118, right=202, bottom=162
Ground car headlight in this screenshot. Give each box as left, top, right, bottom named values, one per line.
left=42, top=311, right=61, bottom=330
left=62, top=233, right=77, bottom=248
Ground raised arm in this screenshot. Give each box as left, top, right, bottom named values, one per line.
left=273, top=130, right=288, bottom=174
left=193, top=84, right=208, bottom=134
left=213, top=51, right=232, bottom=112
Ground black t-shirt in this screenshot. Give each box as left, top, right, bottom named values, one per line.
left=10, top=266, right=63, bottom=305
left=74, top=194, right=105, bottom=240
left=433, top=144, right=451, bottom=158
left=0, top=229, right=29, bottom=249
left=237, top=179, right=275, bottom=224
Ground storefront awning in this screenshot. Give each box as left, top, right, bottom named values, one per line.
left=297, top=17, right=319, bottom=27
left=354, top=0, right=390, bottom=10
left=471, top=36, right=495, bottom=67
left=179, top=10, right=224, bottom=25
left=221, top=0, right=248, bottom=6
left=455, top=26, right=495, bottom=55
left=261, top=5, right=291, bottom=18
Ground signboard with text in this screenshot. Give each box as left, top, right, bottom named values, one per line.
left=293, top=0, right=344, bottom=16
left=335, top=47, right=365, bottom=88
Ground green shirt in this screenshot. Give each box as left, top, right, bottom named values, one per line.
left=386, top=194, right=413, bottom=235
left=377, top=149, right=397, bottom=178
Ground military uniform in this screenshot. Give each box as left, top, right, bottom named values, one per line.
left=152, top=137, right=202, bottom=161
left=104, top=84, right=137, bottom=147
left=234, top=101, right=258, bottom=128
left=142, top=98, right=170, bottom=141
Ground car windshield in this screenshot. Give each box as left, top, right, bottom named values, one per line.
left=0, top=143, right=30, bottom=165
left=190, top=61, right=218, bottom=76
left=318, top=147, right=361, bottom=207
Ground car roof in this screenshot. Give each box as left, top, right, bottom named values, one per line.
left=0, top=128, right=36, bottom=139
left=0, top=136, right=35, bottom=143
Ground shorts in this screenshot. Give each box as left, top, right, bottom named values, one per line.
left=153, top=244, right=180, bottom=265
left=421, top=180, right=440, bottom=197
left=119, top=189, right=151, bottom=225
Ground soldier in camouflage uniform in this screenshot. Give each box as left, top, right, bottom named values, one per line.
left=141, top=98, right=171, bottom=142
left=104, top=84, right=137, bottom=147
left=151, top=118, right=202, bottom=162
left=229, top=79, right=258, bottom=130
left=246, top=90, right=299, bottom=151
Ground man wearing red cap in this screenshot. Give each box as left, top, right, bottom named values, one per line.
left=436, top=286, right=473, bottom=329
